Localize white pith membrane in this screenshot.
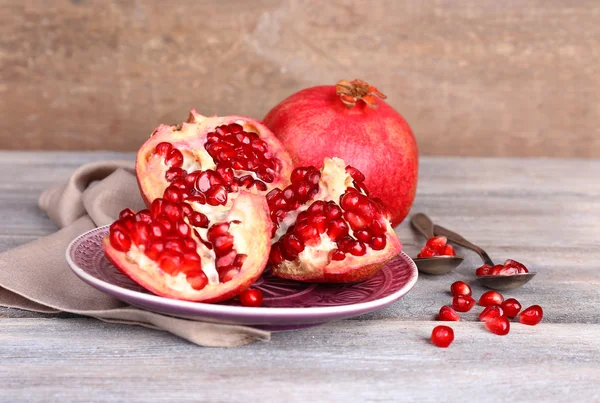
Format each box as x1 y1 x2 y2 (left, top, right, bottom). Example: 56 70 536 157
269 157 400 279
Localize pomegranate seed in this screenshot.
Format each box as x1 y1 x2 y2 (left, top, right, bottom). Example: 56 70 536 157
340 192 360 211
489 265 504 276
330 249 346 261
207 223 230 240
452 295 475 312
187 271 208 290
308 200 326 215
355 199 377 220
345 165 365 182
504 259 528 274
269 244 285 265
500 298 522 317
162 202 183 222
145 241 164 260
165 148 184 168
165 239 185 254
130 222 151 249
163 186 183 203
213 234 234 254
119 208 135 220
479 290 504 306
327 219 349 241
266 188 282 202
206 185 228 206
155 142 173 156
355 230 372 243
180 252 202 273
426 236 447 252
497 266 519 275
149 223 165 239
479 305 503 322
438 306 460 321
157 251 183 275
308 214 327 234
475 264 492 276
283 234 305 254
135 210 152 224
189 212 209 228
431 325 454 348
417 247 438 259
344 211 369 231
295 223 319 246
187 195 207 205
450 281 472 297
291 167 309 182
183 238 197 252
370 235 386 250
240 289 264 307
155 215 173 233
485 316 510 335
175 219 191 238
442 244 456 256
109 229 131 252
150 199 165 219
519 305 543 326
348 241 367 256
216 250 236 269
254 180 267 191
233 254 246 269
165 167 186 182
368 216 388 236
325 203 342 220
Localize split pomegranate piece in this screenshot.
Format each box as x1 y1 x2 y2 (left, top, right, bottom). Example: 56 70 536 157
136 110 293 205
500 298 522 317
478 290 504 307
450 281 472 297
476 259 529 277
267 157 402 283
438 306 461 321
417 236 456 258
452 295 475 312
103 192 273 302
519 305 544 326
485 316 511 336
479 305 503 322
239 288 264 307
431 325 454 348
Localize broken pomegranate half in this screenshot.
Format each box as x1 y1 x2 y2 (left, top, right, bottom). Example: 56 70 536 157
267 157 402 283
103 192 272 302
136 110 293 206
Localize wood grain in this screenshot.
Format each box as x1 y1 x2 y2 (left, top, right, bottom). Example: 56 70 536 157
0 152 599 400
1 1 599 157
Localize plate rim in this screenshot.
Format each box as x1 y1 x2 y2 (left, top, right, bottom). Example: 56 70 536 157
66 225 418 319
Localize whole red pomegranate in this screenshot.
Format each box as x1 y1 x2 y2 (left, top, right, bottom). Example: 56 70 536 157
263 79 418 226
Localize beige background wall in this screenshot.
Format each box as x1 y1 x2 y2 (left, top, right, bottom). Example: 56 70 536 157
1 0 599 157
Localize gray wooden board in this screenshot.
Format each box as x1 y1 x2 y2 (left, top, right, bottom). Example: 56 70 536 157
0 152 599 401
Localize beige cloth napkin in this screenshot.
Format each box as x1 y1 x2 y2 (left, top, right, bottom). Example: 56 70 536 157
0 160 270 347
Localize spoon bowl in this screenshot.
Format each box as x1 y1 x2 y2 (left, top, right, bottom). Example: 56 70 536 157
410 214 464 275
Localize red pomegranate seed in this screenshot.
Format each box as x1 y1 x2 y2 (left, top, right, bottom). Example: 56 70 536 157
155 142 173 157
442 244 455 256
150 199 165 219
295 223 319 246
308 200 326 214
175 219 191 238
206 185 228 206
485 316 510 335
504 259 528 274
157 251 183 275
330 249 346 261
340 192 360 211
187 271 208 290
355 230 372 243
165 239 185 254
135 210 152 224
489 265 504 276
426 236 447 252
254 180 267 191
187 195 207 205
291 167 309 182
500 298 522 317
438 306 460 321
308 215 327 234
155 215 173 233
345 165 366 182
519 305 543 326
163 186 183 203
162 202 183 222
216 251 236 269
149 223 165 239
119 208 135 220
165 167 186 182
145 241 164 260
327 219 349 241
368 216 387 236
450 281 472 297
431 325 454 348
370 235 386 250
452 295 475 312
213 234 234 255
165 148 184 168
344 211 368 231
475 264 492 276
283 234 305 254
417 247 438 259
109 229 131 252
207 223 230 240
348 240 367 256
479 290 504 306
180 252 202 272
479 305 503 322
130 222 151 249
183 238 197 252
189 212 209 228
325 203 342 220
240 289 264 307
269 244 285 265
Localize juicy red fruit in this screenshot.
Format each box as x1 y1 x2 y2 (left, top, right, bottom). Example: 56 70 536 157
431 325 454 348
452 295 475 312
519 305 543 326
438 306 460 321
485 316 510 336
450 281 471 297
417 236 456 259
479 290 504 307
479 305 503 322
500 298 522 317
239 289 264 307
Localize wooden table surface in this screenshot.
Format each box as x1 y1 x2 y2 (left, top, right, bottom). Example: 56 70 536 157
1 152 599 402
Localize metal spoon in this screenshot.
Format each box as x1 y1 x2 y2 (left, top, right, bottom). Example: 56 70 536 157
433 224 537 290
410 213 464 274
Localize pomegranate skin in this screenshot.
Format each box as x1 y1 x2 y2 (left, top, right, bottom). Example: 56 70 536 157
263 84 418 227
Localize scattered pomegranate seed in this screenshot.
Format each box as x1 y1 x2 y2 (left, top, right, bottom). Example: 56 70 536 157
519 305 543 326
485 316 510 335
240 289 264 307
475 264 492 276
452 295 475 312
450 281 472 297
500 298 522 317
479 305 503 322
476 259 529 276
431 325 454 348
479 290 504 306
438 306 460 321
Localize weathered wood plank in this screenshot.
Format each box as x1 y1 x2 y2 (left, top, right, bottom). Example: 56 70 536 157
0 319 598 402
1 1 599 157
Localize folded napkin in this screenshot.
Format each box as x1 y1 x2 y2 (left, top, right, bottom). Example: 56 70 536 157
0 160 270 347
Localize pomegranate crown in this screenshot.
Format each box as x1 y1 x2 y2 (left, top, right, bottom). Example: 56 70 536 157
335 79 387 109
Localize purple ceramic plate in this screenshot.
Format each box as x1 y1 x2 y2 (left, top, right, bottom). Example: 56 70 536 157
66 226 418 329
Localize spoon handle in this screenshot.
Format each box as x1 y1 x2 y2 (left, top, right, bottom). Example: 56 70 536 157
433 224 495 266
411 213 435 239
